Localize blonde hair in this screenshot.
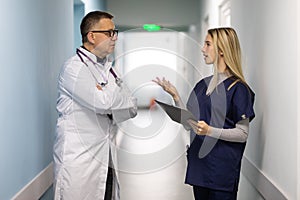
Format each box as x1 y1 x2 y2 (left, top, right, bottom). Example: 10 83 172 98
207 27 246 93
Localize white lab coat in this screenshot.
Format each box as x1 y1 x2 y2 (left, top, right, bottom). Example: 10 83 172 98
53 47 137 200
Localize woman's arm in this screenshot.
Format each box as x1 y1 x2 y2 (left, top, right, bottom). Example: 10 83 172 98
188 119 249 143
152 77 185 108
208 119 249 142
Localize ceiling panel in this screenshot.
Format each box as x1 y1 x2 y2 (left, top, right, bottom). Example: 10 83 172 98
107 0 200 30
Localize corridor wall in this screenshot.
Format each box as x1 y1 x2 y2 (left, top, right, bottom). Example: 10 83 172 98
0 0 73 199
233 0 299 199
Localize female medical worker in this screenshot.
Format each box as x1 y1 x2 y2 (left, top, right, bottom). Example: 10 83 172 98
54 11 137 200
154 27 255 200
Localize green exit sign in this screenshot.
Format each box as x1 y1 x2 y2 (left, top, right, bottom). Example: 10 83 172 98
143 24 161 31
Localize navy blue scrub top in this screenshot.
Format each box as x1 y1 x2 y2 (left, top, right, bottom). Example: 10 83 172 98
185 75 255 192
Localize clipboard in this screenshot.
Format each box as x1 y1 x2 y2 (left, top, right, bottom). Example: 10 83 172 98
155 99 197 127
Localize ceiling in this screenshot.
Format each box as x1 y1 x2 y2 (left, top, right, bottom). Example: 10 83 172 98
107 0 200 31
74 0 200 31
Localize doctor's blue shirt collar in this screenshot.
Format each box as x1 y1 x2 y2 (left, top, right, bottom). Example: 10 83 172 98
79 46 110 68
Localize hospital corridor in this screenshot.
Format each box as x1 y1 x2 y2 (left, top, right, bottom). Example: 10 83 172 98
1 0 300 200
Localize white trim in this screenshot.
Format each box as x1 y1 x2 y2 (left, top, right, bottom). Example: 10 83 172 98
218 0 231 26
241 157 288 200
11 162 54 200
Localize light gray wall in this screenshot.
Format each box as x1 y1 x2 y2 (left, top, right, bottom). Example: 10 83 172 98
0 0 73 199
198 0 299 199
233 0 299 199
74 4 85 51
82 0 107 14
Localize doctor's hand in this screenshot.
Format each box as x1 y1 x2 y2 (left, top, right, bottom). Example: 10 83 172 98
187 119 211 135
152 77 180 102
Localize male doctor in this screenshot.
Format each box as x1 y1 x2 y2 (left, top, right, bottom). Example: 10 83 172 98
54 11 137 200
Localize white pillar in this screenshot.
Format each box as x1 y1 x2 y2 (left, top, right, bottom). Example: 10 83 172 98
81 0 107 14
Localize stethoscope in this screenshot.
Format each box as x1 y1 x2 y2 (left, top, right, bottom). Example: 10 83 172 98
76 48 122 87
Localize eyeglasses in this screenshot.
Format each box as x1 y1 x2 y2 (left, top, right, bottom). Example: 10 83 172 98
89 29 119 37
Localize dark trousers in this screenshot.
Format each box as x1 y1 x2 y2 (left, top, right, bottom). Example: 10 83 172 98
193 185 237 200
104 167 113 200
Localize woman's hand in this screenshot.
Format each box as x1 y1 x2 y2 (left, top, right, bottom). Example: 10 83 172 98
187 119 210 135
152 77 180 102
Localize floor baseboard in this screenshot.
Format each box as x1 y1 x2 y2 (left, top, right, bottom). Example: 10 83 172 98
11 162 54 200
242 157 288 200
